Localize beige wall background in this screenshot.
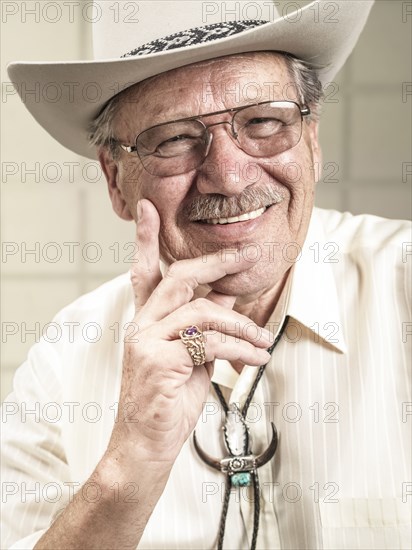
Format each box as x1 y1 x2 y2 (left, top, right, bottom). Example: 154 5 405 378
1 1 412 400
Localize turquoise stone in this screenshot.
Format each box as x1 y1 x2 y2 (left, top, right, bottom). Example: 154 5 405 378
231 472 252 487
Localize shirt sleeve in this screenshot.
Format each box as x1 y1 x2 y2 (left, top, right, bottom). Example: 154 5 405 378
1 339 71 549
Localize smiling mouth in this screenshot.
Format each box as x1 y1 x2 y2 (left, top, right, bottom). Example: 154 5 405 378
201 206 267 225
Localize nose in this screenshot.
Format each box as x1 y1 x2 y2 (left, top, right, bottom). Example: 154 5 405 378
195 124 257 197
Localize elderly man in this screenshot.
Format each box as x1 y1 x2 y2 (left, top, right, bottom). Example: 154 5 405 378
2 1 411 549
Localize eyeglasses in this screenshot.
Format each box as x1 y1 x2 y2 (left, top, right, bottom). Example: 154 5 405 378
117 100 310 177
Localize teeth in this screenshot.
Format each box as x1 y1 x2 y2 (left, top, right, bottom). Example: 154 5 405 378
205 207 266 225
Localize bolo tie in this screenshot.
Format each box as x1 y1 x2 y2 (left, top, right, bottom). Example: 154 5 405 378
193 316 289 550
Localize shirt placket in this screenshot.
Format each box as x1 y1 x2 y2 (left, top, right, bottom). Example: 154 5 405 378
227 366 281 549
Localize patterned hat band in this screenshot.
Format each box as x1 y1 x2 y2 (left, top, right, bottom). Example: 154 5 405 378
121 20 268 58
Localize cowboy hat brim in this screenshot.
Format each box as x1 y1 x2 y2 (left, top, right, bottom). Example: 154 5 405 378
7 0 373 160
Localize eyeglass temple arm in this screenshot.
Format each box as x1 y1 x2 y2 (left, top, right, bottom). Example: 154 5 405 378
119 144 137 153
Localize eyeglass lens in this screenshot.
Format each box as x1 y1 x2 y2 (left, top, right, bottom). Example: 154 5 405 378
136 101 303 176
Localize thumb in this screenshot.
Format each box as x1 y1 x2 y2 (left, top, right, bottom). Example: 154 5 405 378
130 199 162 313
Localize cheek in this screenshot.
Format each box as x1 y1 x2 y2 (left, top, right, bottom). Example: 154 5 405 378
144 181 186 222
119 161 189 223
262 139 317 238
143 177 194 257
144 170 198 215
265 144 316 200
117 160 145 215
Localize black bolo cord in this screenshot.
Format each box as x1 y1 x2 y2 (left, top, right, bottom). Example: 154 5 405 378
212 316 289 550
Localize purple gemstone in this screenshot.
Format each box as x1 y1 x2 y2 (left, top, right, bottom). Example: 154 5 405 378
185 326 198 336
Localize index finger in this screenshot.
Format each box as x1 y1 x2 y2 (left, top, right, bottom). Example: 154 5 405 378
138 249 255 324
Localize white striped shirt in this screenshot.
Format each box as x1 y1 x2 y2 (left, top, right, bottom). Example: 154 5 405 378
1 208 411 549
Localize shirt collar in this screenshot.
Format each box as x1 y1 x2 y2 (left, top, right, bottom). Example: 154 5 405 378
212 207 347 390
286 207 347 354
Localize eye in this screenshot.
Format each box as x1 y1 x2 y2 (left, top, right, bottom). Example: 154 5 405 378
247 117 280 125
137 120 206 158
242 117 284 138
164 134 190 143
155 134 202 157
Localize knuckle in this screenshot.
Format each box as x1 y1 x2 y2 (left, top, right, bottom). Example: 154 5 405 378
164 265 176 280
130 267 140 286
164 262 196 301
164 261 181 279
189 297 210 314
130 267 149 291
178 280 195 302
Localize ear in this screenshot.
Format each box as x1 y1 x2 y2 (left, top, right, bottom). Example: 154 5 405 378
307 121 322 184
98 148 134 221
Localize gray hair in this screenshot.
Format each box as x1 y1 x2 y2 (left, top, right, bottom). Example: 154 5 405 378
88 53 324 159
282 53 324 119
89 93 123 159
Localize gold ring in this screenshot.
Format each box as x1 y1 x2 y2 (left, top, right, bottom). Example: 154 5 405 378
179 325 206 367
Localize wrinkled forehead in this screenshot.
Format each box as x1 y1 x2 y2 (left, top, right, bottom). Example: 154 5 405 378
114 51 296 122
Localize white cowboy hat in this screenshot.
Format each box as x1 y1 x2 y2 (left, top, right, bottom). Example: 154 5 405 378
7 0 374 160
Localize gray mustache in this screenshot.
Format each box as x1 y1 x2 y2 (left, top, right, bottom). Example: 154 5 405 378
185 186 284 221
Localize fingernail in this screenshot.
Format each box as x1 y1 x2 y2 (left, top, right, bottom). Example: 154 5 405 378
258 349 272 363
136 200 143 220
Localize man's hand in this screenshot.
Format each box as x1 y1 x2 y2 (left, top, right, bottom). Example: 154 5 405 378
108 199 274 464
34 199 274 550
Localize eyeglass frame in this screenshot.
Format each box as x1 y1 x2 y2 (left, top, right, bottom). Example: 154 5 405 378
116 100 311 172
